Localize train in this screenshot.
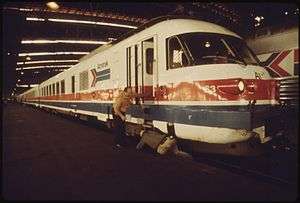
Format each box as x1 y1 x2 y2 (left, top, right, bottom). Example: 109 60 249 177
247 25 299 148
17 16 291 156
246 25 298 77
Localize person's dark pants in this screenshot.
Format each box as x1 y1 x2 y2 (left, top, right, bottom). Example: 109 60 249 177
112 112 126 146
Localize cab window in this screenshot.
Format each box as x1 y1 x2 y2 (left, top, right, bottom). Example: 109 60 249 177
166 36 189 69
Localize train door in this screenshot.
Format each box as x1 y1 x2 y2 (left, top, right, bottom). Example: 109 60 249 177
126 44 143 104
141 37 156 103
126 36 157 104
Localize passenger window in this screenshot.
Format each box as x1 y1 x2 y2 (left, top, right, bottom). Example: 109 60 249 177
61 80 65 94
52 84 55 95
79 71 89 90
56 82 60 95
71 76 75 93
167 37 189 69
146 48 154 74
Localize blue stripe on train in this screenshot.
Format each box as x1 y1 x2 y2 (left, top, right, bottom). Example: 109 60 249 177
32 101 277 130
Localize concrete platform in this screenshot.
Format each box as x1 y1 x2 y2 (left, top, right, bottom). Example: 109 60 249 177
2 103 298 201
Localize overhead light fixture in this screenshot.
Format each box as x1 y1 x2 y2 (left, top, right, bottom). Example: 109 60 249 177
25 16 137 29
16 84 38 87
254 16 265 22
17 59 78 65
18 52 89 56
46 2 59 10
26 56 31 60
19 8 33 11
285 11 288 15
21 72 24 75
16 65 73 70
26 17 45 21
48 18 138 29
53 69 66 72
21 39 107 44
204 41 211 48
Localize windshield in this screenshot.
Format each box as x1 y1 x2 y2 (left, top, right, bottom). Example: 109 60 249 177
177 32 259 66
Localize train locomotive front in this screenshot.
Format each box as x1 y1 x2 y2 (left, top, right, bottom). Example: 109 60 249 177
134 23 282 156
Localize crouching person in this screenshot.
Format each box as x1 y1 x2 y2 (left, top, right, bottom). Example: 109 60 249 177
136 130 193 159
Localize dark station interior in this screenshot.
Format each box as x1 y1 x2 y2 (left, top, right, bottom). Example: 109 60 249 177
2 2 299 201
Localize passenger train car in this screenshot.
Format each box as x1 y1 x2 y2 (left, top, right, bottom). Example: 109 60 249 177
18 16 285 156
247 26 298 77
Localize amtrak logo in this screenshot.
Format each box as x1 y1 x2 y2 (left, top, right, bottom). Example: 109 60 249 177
91 68 111 87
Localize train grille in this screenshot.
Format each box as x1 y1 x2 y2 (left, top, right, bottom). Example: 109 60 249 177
276 76 299 105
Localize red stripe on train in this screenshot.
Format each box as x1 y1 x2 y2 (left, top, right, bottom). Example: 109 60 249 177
26 79 278 102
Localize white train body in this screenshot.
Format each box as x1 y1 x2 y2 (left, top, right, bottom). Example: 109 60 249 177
19 17 282 155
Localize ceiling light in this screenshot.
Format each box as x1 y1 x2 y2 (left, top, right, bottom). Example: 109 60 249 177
254 22 261 27
19 8 33 11
21 39 107 44
48 18 137 29
16 84 37 87
17 60 78 65
21 72 24 75
26 17 45 21
46 2 59 10
205 41 211 48
19 52 89 56
285 11 288 15
254 16 261 22
16 65 73 70
26 56 31 60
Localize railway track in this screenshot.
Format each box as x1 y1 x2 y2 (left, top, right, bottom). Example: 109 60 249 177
192 149 297 187
25 103 298 187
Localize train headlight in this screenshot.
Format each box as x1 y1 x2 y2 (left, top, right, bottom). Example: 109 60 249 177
237 80 245 92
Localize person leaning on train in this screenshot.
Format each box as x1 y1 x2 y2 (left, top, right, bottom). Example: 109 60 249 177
112 87 143 149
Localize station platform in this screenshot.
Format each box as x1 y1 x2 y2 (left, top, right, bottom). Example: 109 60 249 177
2 103 297 201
